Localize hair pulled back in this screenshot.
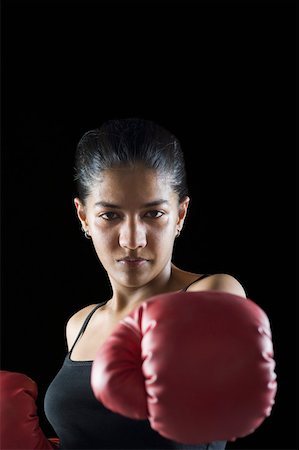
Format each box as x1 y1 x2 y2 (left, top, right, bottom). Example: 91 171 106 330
74 118 188 204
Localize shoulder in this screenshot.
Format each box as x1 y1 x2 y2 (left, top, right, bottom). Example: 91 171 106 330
187 273 247 298
66 303 99 351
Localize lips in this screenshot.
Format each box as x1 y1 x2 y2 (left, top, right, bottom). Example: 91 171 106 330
117 257 149 266
117 256 149 261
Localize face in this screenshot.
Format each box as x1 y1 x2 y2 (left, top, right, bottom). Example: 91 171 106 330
74 165 189 289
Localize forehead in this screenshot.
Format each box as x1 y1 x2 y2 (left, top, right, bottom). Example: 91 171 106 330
87 166 176 206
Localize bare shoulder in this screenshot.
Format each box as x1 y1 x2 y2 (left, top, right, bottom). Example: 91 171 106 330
66 303 99 351
188 273 247 298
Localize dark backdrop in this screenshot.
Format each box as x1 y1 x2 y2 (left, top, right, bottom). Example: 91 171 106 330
1 1 297 449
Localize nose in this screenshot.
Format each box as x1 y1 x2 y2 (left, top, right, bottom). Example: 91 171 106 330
119 217 147 250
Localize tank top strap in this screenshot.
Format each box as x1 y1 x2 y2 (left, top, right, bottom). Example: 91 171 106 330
69 301 107 356
182 274 212 292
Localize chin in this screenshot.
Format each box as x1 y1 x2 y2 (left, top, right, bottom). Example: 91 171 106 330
116 272 152 289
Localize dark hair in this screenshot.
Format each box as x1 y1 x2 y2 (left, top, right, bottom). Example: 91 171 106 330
74 118 188 204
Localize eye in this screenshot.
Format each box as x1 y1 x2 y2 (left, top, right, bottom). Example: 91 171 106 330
144 210 165 219
99 212 119 221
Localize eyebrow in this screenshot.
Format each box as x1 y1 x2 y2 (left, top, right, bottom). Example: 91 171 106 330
93 199 169 209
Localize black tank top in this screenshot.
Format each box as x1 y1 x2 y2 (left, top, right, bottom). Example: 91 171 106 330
44 275 227 449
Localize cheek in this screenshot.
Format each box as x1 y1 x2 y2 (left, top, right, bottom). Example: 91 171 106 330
149 220 177 246
91 229 119 262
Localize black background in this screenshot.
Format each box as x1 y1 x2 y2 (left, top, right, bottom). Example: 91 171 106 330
1 1 298 449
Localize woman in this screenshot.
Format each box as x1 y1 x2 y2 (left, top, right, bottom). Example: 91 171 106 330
44 118 247 449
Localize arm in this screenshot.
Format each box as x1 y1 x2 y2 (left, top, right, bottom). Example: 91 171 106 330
0 371 59 449
91 290 276 445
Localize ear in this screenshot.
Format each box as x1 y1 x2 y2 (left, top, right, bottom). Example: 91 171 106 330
74 197 88 229
177 196 190 231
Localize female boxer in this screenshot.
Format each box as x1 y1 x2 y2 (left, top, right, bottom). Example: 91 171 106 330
44 118 247 450
1 118 276 450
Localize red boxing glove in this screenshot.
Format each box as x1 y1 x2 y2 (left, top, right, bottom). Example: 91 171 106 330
0 371 59 449
91 291 277 444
